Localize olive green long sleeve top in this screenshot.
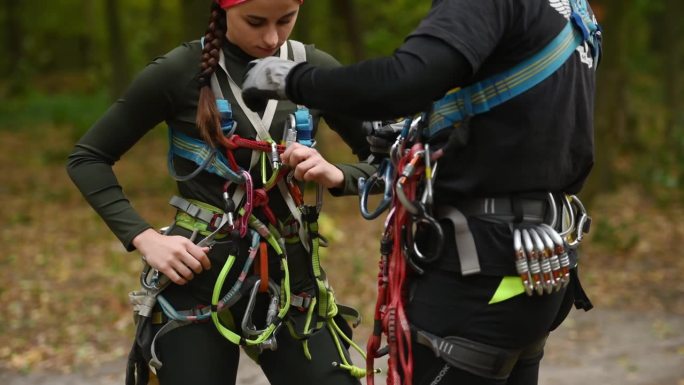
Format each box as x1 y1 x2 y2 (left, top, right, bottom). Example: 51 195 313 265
67 40 375 253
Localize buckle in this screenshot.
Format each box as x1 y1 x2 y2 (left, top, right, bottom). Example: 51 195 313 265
207 213 223 232
292 292 312 312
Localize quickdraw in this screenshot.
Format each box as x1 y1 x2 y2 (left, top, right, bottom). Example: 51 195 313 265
360 115 445 385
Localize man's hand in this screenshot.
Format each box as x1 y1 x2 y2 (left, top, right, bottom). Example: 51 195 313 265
364 120 404 158
242 57 299 111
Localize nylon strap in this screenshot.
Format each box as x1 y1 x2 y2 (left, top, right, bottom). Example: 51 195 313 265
427 20 586 137
436 205 481 275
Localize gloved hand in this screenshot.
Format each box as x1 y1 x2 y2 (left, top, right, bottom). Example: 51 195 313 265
242 57 299 111
364 120 404 157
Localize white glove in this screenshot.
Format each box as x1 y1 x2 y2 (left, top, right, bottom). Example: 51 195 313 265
242 57 299 111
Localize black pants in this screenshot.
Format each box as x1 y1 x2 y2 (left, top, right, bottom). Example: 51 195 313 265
407 269 574 385
150 224 360 385
153 282 361 385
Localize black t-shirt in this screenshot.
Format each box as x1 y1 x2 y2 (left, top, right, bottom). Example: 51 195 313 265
408 0 597 201
287 0 599 276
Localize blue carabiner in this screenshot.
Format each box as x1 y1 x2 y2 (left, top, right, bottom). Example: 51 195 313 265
358 158 394 220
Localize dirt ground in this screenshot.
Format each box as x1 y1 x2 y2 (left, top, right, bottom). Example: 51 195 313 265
2 308 682 385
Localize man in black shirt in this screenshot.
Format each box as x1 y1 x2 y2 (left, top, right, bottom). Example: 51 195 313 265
242 0 601 384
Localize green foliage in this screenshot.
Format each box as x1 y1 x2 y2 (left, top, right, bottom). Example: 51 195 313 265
0 90 109 136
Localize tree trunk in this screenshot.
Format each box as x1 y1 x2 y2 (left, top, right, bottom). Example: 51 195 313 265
180 0 209 43
4 0 24 95
331 0 364 61
105 0 130 100
663 0 682 141
582 0 627 202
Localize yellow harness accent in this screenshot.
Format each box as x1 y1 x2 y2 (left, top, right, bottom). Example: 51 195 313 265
488 276 525 304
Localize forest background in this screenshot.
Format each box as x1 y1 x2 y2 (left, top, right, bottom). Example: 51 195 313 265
0 0 682 380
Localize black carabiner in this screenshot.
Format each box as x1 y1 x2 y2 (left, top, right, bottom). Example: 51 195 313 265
358 158 394 220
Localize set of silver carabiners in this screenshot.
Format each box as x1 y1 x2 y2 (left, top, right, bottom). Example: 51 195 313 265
512 194 591 296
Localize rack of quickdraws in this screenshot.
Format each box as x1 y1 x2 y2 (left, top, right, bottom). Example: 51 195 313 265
512 193 591 296
356 115 592 385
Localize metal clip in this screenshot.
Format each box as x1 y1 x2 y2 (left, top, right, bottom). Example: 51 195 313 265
529 228 554 294
537 226 563 290
283 115 298 147
395 149 425 215
358 158 394 220
408 202 444 265
522 229 544 295
513 228 534 296
241 278 280 337
270 142 280 170
540 223 572 286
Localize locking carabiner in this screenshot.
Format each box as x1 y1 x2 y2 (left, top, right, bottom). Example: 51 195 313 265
395 149 425 215
358 158 394 220
408 202 444 265
241 278 281 338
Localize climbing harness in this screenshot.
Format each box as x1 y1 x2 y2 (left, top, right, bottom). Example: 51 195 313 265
126 39 368 385
358 1 600 383
426 0 601 138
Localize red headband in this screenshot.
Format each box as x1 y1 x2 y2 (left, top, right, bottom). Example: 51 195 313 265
216 0 303 8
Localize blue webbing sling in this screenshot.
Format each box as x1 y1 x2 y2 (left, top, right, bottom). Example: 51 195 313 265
426 0 601 138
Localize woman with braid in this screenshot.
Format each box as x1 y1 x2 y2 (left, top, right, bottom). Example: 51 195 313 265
67 1 374 384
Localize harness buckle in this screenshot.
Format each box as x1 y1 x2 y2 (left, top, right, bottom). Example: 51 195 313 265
207 213 224 232
292 291 312 312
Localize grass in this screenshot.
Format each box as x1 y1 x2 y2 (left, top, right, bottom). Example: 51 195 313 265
0 95 682 374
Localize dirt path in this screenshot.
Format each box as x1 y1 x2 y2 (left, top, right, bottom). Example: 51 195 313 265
2 309 682 385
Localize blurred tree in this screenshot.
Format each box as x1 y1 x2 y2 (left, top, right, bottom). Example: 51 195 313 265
105 0 131 99
180 0 209 43
3 0 25 95
332 0 364 61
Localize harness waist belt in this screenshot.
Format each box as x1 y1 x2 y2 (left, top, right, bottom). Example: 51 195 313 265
414 328 547 380
455 197 550 223
436 195 553 276
170 196 223 224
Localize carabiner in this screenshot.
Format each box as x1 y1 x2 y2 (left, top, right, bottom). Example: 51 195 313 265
409 203 444 265
529 228 554 294
540 223 571 286
558 194 576 238
241 278 281 337
513 228 534 296
395 149 425 215
522 229 544 295
546 192 558 229
567 195 591 248
537 226 563 290
358 158 394 220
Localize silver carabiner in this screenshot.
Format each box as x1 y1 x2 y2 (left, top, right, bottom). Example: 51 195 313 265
567 195 590 248
241 278 281 337
558 195 576 238
395 150 425 215
513 228 534 296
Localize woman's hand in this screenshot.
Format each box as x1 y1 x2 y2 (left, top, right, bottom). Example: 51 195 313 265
281 143 344 188
133 228 211 285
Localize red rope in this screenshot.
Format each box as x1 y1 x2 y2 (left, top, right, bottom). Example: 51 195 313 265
367 144 427 385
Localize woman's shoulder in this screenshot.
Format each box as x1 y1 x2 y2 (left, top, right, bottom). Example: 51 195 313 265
294 41 342 68
157 40 203 69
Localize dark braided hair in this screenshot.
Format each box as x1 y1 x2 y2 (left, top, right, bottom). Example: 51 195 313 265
196 2 227 148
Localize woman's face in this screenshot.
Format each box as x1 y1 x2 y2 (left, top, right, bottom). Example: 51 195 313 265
225 0 300 58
